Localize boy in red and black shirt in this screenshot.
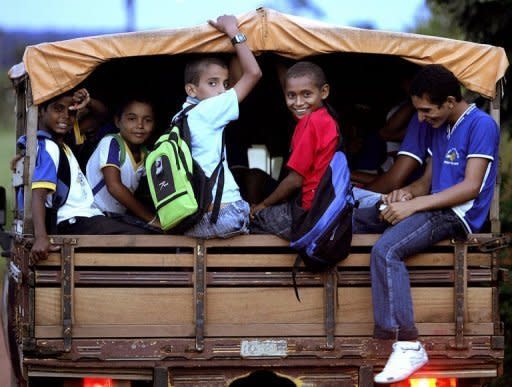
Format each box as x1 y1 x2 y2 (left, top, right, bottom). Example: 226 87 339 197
250 61 339 239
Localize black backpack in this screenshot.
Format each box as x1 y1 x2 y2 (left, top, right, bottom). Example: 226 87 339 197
290 142 354 301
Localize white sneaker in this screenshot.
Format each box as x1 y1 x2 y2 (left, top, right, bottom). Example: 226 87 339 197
374 341 428 384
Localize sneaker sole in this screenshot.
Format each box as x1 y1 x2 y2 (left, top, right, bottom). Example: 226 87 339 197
374 358 428 384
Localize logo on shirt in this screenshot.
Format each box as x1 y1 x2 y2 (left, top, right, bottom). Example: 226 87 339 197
444 148 460 166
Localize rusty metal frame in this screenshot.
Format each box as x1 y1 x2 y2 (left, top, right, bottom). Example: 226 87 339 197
60 237 77 352
194 239 206 352
453 241 468 349
324 268 337 349
489 81 502 234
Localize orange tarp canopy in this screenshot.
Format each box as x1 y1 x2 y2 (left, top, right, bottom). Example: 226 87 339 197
19 7 509 105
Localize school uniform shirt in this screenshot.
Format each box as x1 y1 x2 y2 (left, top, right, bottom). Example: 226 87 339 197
397 113 434 165
31 134 102 224
287 107 339 210
86 135 146 214
427 104 499 233
182 88 242 204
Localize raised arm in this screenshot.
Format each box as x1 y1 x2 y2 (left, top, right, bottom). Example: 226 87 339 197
208 15 262 102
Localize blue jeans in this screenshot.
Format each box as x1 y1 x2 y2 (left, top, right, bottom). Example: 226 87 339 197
353 206 466 340
184 199 250 239
249 201 293 240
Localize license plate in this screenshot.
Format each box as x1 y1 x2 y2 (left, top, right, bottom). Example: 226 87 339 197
240 339 288 358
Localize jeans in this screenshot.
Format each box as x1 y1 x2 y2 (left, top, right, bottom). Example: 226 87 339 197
184 199 250 239
353 206 466 340
249 201 293 241
353 187 381 208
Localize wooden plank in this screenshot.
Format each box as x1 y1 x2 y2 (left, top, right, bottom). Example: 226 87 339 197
45 235 198 248
34 233 494 252
34 322 495 338
35 287 492 326
35 288 194 325
204 253 490 267
41 253 195 267
38 252 491 268
36 324 194 338
334 288 492 323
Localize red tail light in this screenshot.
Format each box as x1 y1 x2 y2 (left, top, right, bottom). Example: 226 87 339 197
391 378 457 387
83 378 114 387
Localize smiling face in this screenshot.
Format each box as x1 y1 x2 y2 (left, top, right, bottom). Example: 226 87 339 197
115 101 155 146
284 75 329 120
412 94 455 128
39 95 77 139
185 63 229 101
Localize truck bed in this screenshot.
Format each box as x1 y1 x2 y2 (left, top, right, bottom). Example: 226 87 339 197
9 233 503 385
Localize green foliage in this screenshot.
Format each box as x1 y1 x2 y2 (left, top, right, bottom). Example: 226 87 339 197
427 0 512 131
0 68 16 130
410 2 463 38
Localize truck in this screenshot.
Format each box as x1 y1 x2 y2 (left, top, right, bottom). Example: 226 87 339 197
2 7 509 387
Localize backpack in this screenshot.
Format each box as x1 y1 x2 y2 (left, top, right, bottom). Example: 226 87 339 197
145 105 225 232
27 131 72 233
290 142 354 301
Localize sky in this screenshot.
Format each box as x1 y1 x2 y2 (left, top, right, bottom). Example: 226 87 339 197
0 0 429 33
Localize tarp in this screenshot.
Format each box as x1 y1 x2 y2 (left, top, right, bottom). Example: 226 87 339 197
17 7 509 105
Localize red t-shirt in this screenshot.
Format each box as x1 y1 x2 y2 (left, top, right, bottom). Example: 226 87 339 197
287 107 339 210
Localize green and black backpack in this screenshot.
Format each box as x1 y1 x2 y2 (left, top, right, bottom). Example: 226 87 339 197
145 105 225 232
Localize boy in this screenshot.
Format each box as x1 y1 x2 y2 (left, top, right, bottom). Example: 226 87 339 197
86 97 160 229
30 89 152 264
177 14 261 239
353 64 500 383
250 61 339 240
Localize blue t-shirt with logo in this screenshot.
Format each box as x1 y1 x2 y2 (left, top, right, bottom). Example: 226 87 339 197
427 105 499 233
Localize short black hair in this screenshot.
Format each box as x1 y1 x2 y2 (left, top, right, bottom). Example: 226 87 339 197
38 89 75 111
184 57 228 86
410 64 462 106
285 61 327 89
114 96 155 119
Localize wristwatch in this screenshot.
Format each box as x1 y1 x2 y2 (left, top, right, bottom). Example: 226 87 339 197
231 32 247 46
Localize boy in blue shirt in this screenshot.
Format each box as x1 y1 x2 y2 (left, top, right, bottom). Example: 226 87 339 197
353 64 500 383
176 14 261 239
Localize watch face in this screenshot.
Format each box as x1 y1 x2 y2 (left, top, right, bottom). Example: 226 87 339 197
233 33 247 44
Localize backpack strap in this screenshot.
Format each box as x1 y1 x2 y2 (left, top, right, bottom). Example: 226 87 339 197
109 133 126 166
54 144 71 209
37 132 71 209
179 104 225 224
292 255 303 302
207 130 225 224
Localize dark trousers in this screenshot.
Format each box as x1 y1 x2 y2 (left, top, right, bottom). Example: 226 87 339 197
57 215 153 235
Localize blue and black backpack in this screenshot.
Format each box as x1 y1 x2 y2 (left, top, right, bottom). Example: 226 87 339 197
290 140 354 300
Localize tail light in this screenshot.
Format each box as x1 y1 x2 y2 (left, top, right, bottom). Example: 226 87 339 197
391 378 457 387
83 378 114 387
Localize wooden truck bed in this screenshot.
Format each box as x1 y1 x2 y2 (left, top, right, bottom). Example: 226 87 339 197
9 233 503 385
